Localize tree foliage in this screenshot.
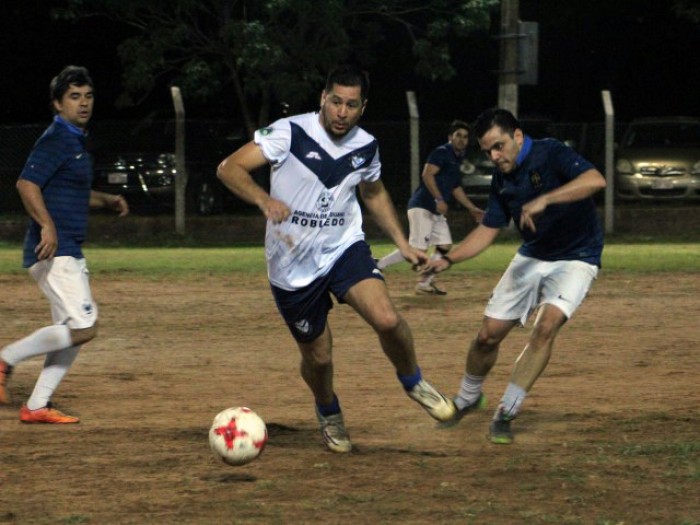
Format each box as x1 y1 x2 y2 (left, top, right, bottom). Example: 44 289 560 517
54 0 496 137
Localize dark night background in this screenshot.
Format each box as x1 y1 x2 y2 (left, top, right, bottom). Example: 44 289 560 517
1 0 699 125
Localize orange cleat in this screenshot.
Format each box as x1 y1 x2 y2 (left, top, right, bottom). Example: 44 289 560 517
20 403 80 424
0 360 12 405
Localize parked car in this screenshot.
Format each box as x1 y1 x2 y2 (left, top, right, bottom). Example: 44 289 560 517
615 116 700 201
90 119 269 215
92 151 240 215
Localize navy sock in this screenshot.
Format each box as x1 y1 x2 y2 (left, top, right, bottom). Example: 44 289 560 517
316 394 341 417
397 367 422 391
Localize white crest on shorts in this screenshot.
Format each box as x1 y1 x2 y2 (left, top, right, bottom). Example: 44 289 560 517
294 319 311 334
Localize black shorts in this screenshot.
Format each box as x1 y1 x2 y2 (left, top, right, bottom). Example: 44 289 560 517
270 240 384 343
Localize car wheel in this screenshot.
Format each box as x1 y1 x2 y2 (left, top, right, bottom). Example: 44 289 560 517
193 179 223 215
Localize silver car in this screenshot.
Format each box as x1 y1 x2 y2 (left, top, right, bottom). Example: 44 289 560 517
615 117 700 200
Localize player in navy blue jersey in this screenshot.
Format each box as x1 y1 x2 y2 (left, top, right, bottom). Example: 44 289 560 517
424 108 606 444
0 66 129 423
377 120 483 295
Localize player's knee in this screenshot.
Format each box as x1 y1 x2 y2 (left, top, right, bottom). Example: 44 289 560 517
474 329 501 351
70 322 98 346
372 308 402 333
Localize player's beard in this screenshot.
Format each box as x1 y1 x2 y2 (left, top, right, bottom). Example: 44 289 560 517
320 106 358 138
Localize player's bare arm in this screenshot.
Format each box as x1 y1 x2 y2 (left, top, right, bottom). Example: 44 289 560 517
90 191 129 216
217 141 290 224
359 179 427 267
452 186 485 223
520 169 606 232
16 179 57 260
423 223 499 274
421 163 448 215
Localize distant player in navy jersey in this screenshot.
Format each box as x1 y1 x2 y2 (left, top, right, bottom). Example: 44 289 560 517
377 120 484 295
0 66 129 423
424 108 606 444
217 64 456 453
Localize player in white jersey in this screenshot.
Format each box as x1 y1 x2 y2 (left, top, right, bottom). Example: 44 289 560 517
217 64 455 453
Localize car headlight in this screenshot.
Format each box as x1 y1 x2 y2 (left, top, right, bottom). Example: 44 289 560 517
692 161 700 175
460 160 476 175
615 159 634 174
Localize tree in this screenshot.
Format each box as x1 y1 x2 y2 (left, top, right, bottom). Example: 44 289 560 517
55 0 496 137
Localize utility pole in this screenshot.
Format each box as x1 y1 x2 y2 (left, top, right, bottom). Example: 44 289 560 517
498 0 520 115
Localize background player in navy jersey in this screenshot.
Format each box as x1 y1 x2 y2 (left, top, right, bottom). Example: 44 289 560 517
424 108 606 444
0 66 129 423
217 64 455 453
377 120 483 295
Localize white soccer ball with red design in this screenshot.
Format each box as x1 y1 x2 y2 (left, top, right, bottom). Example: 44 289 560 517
209 407 268 466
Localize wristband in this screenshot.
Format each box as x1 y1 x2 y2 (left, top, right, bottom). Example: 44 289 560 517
442 254 453 267
434 195 444 202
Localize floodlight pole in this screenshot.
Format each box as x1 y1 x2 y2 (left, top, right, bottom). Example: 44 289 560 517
170 86 187 235
601 90 615 234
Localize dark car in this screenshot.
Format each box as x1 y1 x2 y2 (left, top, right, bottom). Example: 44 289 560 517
615 116 700 201
89 118 268 215
92 151 241 215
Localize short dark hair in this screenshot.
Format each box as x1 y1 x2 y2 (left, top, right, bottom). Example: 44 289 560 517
449 120 469 135
325 64 370 101
473 108 521 139
50 65 93 106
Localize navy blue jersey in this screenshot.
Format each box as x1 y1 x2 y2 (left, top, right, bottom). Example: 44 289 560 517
481 136 604 267
408 143 464 213
19 116 93 267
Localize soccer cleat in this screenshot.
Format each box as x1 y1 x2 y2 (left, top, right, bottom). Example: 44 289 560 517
437 394 488 429
407 380 456 422
0 360 12 405
315 409 352 453
489 407 514 445
415 282 447 295
20 402 80 424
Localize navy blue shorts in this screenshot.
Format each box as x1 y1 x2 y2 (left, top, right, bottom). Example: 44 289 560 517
270 240 384 343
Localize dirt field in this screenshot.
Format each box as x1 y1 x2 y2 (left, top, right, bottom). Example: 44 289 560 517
0 268 698 525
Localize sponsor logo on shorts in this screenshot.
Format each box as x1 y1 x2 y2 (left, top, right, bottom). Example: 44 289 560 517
82 301 94 316
294 319 311 335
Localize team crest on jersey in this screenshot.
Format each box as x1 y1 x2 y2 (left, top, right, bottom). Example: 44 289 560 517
351 154 366 169
259 127 273 136
529 170 543 189
315 189 334 212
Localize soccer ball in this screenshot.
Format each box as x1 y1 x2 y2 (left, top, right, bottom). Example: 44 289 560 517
209 407 268 466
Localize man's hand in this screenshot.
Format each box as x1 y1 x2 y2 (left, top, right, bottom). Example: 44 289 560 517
422 256 451 275
260 197 291 224
519 196 547 232
35 223 58 260
108 194 129 217
400 246 428 270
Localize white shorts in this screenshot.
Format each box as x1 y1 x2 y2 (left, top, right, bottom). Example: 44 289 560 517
407 208 453 250
485 253 598 326
29 256 98 329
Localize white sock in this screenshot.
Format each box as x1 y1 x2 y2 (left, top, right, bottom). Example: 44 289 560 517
377 249 406 270
455 374 485 409
497 382 527 419
27 345 81 410
0 325 73 366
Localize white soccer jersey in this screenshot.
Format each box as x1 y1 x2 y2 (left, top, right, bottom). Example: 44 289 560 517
254 112 381 290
